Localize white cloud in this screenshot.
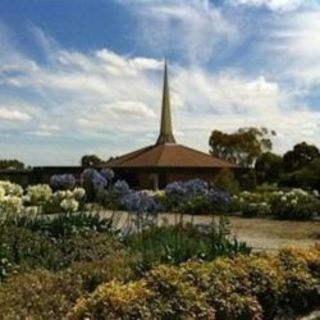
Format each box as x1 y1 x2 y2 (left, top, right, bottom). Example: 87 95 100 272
118 0 238 63
0 20 319 164
174 68 290 116
228 0 310 11
268 10 320 87
0 107 31 121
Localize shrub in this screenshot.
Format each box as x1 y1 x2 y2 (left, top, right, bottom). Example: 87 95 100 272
0 243 11 281
214 168 240 194
270 189 320 220
124 220 250 272
0 269 84 320
57 232 127 267
64 253 138 292
164 179 232 215
0 225 63 273
69 247 320 320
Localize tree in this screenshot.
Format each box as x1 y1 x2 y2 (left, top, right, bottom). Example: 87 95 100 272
255 152 282 184
0 159 25 170
280 158 320 191
282 142 320 173
209 127 276 167
81 155 105 167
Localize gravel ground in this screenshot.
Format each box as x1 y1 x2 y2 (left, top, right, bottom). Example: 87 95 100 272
102 211 320 251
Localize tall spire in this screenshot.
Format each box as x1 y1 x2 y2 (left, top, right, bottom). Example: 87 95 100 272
156 60 176 145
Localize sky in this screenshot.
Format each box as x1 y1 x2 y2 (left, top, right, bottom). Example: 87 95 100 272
0 0 320 165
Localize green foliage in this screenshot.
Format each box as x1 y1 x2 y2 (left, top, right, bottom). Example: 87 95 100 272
0 243 11 281
237 169 257 191
233 188 320 220
270 189 320 220
0 225 63 274
280 158 320 191
125 219 251 272
57 232 126 267
14 212 113 238
283 142 320 173
255 152 283 184
0 159 25 169
0 269 84 320
81 154 106 167
64 254 138 292
179 194 212 215
69 247 320 320
214 168 240 194
209 127 275 167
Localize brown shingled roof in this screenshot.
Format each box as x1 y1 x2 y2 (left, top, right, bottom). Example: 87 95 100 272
106 144 237 168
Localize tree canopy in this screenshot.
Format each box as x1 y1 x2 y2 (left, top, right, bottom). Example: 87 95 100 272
0 159 25 170
282 142 320 173
209 127 276 167
81 155 106 167
255 152 282 184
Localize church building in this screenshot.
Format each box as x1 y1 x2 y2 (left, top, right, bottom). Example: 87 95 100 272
106 63 236 189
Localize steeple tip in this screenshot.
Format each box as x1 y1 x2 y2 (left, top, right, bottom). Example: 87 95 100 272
156 60 176 145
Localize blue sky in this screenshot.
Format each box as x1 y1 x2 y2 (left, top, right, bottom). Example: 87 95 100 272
0 0 320 165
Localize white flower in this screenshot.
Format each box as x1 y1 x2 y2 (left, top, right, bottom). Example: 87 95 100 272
0 181 23 196
27 184 52 205
291 199 298 206
0 195 23 215
312 190 319 197
60 198 79 213
25 206 39 215
0 187 5 200
72 187 86 200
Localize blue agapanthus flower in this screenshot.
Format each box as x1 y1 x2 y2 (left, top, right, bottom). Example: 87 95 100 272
81 168 107 191
100 168 115 182
165 181 187 196
122 191 159 214
208 187 232 205
184 179 209 195
113 180 131 197
50 174 76 190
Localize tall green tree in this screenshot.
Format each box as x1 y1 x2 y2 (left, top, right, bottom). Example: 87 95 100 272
0 159 25 170
282 142 320 173
255 152 282 184
81 155 105 167
209 127 276 167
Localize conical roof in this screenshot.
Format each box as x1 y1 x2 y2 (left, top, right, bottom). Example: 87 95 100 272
156 61 176 145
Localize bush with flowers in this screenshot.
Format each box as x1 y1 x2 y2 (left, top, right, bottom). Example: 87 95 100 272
232 188 320 220
0 180 87 217
270 189 320 220
163 179 232 215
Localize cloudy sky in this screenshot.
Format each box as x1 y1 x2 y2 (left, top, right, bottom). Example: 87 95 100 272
0 0 319 165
